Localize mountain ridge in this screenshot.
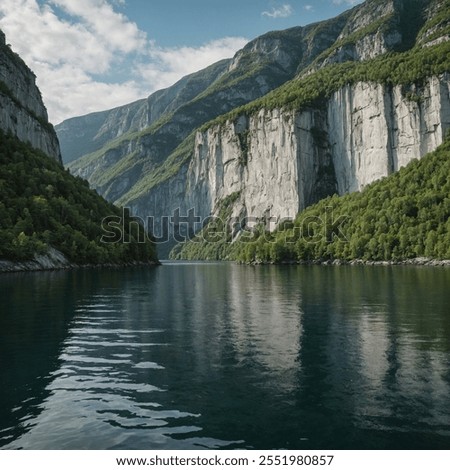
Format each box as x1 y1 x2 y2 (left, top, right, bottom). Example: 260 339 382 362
58 0 398 171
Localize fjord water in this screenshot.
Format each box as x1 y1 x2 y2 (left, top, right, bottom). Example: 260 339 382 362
1 263 449 450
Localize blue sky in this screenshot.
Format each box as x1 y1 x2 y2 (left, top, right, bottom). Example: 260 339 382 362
121 0 361 48
0 0 363 124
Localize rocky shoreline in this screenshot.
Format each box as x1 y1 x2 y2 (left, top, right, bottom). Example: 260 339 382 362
247 257 450 267
325 258 450 267
2 252 448 273
0 247 160 274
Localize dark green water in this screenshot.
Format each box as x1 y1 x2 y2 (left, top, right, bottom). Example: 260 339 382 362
0 263 449 450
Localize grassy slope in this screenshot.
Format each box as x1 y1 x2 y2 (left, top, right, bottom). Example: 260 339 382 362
204 40 450 130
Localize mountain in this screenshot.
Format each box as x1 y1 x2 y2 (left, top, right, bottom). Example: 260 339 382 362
56 59 230 165
0 30 158 271
57 0 450 258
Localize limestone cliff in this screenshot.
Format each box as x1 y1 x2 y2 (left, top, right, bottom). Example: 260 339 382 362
0 30 61 162
181 75 450 228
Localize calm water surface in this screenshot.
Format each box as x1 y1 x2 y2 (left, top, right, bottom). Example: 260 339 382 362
0 263 449 449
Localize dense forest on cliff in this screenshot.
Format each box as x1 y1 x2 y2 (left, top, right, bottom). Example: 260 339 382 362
0 130 157 264
171 134 450 263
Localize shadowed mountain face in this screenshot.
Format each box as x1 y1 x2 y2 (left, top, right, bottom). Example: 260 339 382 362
56 0 449 258
56 59 231 165
0 29 61 163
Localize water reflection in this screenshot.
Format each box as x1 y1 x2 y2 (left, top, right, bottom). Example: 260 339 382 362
0 264 449 449
295 266 450 449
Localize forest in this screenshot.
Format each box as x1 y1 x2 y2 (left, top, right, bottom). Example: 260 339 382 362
0 130 157 264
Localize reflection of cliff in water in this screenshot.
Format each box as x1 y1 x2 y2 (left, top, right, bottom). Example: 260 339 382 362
153 263 304 447
296 266 450 449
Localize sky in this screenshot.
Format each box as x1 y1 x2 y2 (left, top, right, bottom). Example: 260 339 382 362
0 0 363 124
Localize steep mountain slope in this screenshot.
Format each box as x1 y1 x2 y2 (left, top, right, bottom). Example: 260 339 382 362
0 30 60 162
60 0 450 258
0 30 157 270
62 20 339 199
55 98 148 165
56 59 230 164
0 130 157 269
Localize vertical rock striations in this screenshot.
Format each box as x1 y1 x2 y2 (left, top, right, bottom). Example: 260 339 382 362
124 73 450 246
201 74 449 213
328 76 450 194
0 30 61 163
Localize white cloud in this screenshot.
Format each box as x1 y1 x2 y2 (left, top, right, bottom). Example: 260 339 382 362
304 5 313 11
332 0 363 5
0 0 247 124
36 65 145 126
137 37 248 92
262 4 293 19
49 0 146 53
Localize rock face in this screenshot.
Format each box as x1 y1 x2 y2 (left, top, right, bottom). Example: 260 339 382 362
178 74 450 230
0 30 61 162
328 77 450 194
0 247 70 273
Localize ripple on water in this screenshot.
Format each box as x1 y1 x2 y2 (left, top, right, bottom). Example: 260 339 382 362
0 295 219 450
134 362 165 370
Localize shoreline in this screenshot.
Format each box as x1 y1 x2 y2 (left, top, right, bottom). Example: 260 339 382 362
0 260 161 274
0 247 160 274
245 257 450 267
2 254 449 273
